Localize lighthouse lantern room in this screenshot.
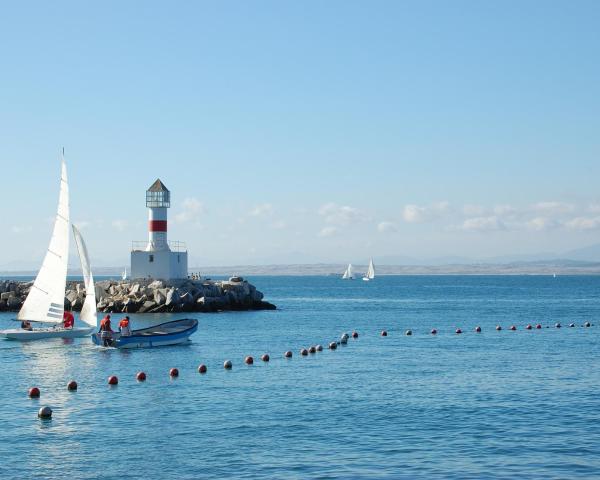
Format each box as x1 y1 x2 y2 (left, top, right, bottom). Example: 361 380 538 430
130 179 188 280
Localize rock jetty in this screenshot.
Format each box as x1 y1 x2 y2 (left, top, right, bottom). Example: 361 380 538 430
0 277 276 314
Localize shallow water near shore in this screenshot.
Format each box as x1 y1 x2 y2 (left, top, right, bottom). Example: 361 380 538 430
1 275 600 479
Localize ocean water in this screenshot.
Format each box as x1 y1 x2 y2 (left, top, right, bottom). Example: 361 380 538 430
1 275 599 479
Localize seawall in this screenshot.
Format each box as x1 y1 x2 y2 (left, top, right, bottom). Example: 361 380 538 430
0 277 276 314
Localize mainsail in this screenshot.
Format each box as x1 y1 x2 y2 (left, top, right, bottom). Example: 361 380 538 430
342 263 354 279
72 224 97 328
366 258 375 280
17 160 69 323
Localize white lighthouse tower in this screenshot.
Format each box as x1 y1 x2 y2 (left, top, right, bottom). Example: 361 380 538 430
130 179 188 280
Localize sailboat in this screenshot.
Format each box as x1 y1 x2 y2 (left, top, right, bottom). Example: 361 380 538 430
0 158 95 340
362 258 375 282
342 263 354 280
122 267 128 281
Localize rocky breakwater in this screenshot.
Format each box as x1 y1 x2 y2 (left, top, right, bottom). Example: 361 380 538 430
0 277 276 314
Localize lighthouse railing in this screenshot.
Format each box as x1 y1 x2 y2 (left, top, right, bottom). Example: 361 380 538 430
131 240 187 252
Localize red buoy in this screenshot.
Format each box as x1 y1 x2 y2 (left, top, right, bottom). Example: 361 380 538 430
136 371 147 381
510 325 516 331
455 328 462 334
535 324 542 329
352 331 358 339
496 325 502 331
526 324 532 330
284 351 293 358
381 330 388 337
28 387 40 398
431 329 437 335
108 375 118 385
67 380 78 391
245 356 254 365
198 364 207 374
475 326 482 333
169 368 179 377
261 354 270 362
300 348 308 356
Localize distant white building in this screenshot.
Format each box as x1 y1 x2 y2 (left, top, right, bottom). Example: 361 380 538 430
130 179 188 280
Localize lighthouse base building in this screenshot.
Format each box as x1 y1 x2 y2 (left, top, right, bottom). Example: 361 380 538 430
130 179 188 280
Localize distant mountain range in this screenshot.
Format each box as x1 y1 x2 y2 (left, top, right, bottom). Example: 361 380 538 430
2 244 600 276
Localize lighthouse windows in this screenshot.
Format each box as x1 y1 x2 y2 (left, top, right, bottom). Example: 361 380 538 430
149 254 154 263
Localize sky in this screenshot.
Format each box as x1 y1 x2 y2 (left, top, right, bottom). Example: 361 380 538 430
1 1 599 268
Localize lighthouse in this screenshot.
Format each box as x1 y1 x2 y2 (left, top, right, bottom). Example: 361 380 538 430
130 179 188 280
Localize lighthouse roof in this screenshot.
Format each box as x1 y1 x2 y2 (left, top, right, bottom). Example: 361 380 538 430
148 179 169 192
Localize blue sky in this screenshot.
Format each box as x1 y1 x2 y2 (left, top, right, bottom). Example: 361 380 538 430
1 1 599 268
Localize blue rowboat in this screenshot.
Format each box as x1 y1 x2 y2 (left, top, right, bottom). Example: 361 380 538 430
91 318 198 349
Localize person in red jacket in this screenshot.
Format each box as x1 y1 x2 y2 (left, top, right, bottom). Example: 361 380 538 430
63 309 75 329
99 314 113 346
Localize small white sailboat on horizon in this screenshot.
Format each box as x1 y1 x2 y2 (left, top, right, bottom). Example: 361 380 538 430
342 263 354 280
122 267 128 281
0 157 96 340
362 258 375 282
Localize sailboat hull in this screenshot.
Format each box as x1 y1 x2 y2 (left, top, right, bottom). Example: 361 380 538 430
0 326 95 341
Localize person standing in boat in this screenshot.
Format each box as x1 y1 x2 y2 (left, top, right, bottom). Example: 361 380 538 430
63 309 75 329
119 316 132 336
99 314 113 346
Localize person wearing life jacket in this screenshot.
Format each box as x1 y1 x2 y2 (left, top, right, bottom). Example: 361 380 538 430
99 314 113 346
63 309 75 329
119 316 132 336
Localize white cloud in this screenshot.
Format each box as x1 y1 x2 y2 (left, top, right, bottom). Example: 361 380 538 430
531 201 574 214
175 197 206 223
249 203 273 217
493 204 516 216
462 204 487 216
111 219 129 231
318 203 365 225
403 201 449 223
526 217 558 231
460 216 505 232
11 225 32 234
377 221 398 233
588 204 600 213
565 216 600 231
318 226 338 237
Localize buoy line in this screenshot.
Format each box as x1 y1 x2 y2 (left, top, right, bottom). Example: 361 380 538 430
25 323 597 419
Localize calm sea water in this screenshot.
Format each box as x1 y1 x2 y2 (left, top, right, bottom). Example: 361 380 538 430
1 275 599 479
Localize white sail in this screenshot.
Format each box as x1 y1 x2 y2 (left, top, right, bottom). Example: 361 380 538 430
72 224 97 328
17 160 69 324
366 258 375 279
342 263 354 279
122 268 127 281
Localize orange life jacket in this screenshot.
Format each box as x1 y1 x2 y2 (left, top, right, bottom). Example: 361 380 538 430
100 317 111 331
119 319 129 328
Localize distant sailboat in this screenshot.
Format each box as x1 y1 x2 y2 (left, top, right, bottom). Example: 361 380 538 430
0 156 94 340
122 267 128 281
342 263 354 280
362 258 375 281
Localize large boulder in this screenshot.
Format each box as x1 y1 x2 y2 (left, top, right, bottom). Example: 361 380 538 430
7 296 21 309
138 301 157 313
148 280 164 290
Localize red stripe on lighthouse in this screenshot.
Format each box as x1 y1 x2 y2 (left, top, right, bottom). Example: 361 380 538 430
149 220 167 232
